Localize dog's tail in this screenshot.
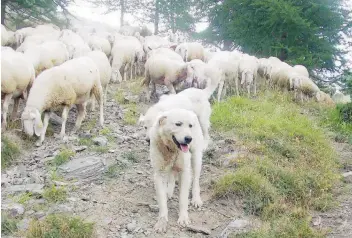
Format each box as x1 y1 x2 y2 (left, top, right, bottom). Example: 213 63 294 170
203 66 221 99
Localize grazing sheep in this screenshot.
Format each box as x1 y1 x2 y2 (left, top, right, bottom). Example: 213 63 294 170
14 27 35 47
85 51 112 109
16 32 61 53
143 35 171 54
1 48 35 129
87 34 111 57
21 57 104 146
175 42 205 62
293 65 309 77
111 35 143 82
58 29 91 59
257 58 271 85
142 54 188 101
146 47 183 62
23 41 69 77
316 91 335 106
238 55 259 96
300 76 320 100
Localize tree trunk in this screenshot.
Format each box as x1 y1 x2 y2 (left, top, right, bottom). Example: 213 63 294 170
120 0 125 26
1 0 7 25
154 0 160 35
223 40 232 51
279 32 288 61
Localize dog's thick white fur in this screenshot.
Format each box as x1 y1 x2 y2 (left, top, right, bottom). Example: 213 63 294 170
149 108 204 232
139 87 212 149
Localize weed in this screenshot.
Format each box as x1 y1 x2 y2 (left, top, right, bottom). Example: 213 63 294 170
115 89 126 104
17 192 33 204
82 118 97 131
99 127 111 136
43 185 67 203
26 214 95 238
105 164 122 178
92 146 110 153
52 149 75 167
123 104 138 125
1 214 18 235
49 171 64 182
78 138 93 146
1 134 21 168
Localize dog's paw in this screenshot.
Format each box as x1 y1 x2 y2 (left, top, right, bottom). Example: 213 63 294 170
154 217 168 233
177 213 190 227
191 197 203 208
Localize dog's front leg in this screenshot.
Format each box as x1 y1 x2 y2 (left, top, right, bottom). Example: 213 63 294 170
153 172 168 233
191 149 203 208
177 153 191 226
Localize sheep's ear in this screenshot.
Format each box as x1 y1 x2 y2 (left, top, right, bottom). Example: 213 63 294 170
148 46 152 51
34 110 44 137
158 116 167 126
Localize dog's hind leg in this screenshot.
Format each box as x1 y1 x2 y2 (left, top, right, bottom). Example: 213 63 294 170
191 149 203 208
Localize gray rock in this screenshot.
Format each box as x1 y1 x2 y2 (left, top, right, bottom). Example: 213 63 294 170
6 184 44 194
219 219 249 238
126 220 137 233
92 136 108 146
58 156 106 183
17 218 30 231
342 171 352 183
2 203 25 217
34 211 46 219
148 205 159 212
74 146 87 152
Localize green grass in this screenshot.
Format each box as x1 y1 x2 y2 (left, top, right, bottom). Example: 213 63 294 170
43 185 67 203
26 214 95 238
121 151 139 163
1 214 19 235
211 91 339 236
1 134 21 168
51 149 75 167
16 192 34 204
123 104 138 125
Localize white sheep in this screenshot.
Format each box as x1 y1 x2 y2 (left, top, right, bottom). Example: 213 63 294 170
14 27 35 47
175 42 205 62
1 48 35 129
85 51 112 109
238 55 259 96
16 32 61 53
111 35 143 82
146 47 184 62
58 29 91 59
21 57 104 146
142 54 188 101
23 41 69 77
1 25 15 46
257 58 271 85
143 35 171 54
300 76 320 100
293 65 309 77
87 34 111 57
207 54 240 101
316 91 335 106
332 90 351 104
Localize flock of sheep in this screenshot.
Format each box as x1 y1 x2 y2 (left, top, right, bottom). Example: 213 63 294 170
1 22 348 147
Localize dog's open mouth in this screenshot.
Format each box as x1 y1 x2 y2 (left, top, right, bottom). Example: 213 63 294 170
172 135 189 152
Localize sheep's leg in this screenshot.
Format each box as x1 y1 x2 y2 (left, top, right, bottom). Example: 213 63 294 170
130 61 134 80
217 78 225 102
93 84 104 126
59 106 70 139
253 78 257 96
247 84 251 97
124 63 129 81
11 97 20 120
73 103 87 132
1 93 13 130
104 86 108 105
88 95 96 112
235 76 239 96
36 112 51 146
166 84 176 95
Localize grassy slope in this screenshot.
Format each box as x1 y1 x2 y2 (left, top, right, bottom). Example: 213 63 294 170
211 91 344 237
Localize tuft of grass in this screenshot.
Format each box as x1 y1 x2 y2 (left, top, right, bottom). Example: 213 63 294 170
78 138 93 146
26 214 95 238
16 192 33 204
114 89 126 104
92 146 110 153
43 185 67 203
82 118 97 131
105 164 124 178
211 91 339 235
99 127 111 136
1 134 22 168
1 214 19 235
121 151 139 163
123 104 138 125
52 149 75 167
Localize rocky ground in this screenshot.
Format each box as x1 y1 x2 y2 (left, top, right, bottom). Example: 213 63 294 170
1 80 352 237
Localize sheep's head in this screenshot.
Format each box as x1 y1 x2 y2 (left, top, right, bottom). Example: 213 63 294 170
175 45 187 61
21 107 43 137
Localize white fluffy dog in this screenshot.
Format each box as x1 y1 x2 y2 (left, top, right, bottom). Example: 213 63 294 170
149 108 204 232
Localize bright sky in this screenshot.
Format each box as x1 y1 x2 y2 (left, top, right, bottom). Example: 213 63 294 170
67 0 208 32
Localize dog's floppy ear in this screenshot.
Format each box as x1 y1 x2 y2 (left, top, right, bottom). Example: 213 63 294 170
158 116 167 126
34 110 44 137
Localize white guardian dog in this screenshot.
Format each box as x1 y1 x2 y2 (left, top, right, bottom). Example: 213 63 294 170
149 108 204 232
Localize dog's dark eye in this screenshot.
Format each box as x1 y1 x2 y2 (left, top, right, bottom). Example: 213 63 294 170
144 126 147 129
175 122 182 127
189 124 192 128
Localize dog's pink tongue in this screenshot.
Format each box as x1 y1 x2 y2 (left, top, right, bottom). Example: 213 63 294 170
180 144 189 152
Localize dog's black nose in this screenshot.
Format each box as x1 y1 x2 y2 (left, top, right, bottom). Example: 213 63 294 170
184 136 192 144
146 138 150 145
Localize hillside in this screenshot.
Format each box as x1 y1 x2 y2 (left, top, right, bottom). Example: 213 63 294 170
1 79 352 237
